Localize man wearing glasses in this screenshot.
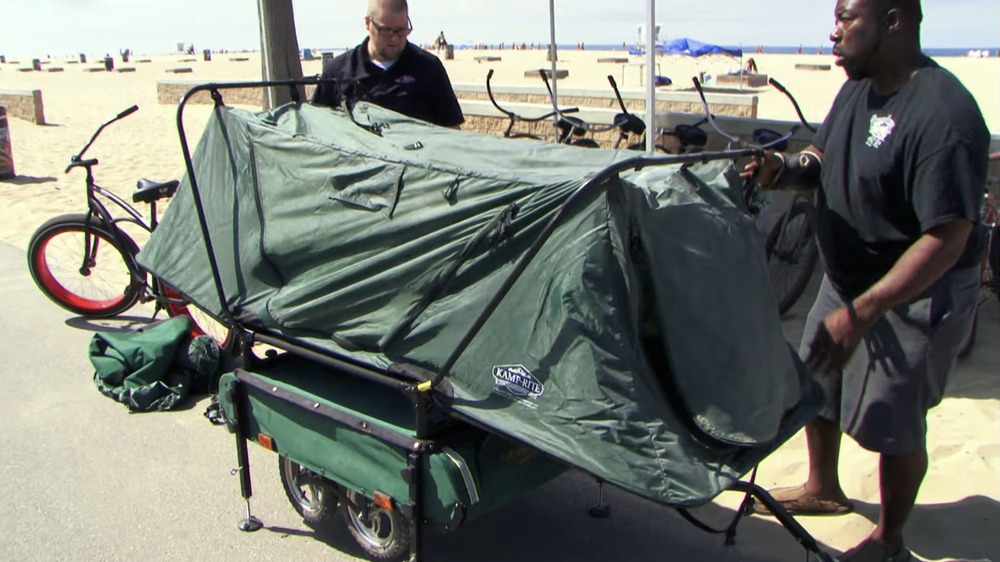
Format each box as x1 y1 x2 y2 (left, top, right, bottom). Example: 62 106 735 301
312 0 464 128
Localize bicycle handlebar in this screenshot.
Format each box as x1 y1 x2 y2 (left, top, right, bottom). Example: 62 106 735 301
68 105 140 172
691 77 798 150
486 69 579 126
768 78 817 134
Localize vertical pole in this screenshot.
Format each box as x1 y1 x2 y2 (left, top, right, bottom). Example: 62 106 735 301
257 0 305 110
548 0 558 142
645 1 656 153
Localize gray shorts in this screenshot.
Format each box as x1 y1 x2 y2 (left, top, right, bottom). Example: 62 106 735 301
799 267 979 455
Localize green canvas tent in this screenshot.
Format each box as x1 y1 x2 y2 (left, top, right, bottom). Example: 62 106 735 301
138 99 821 507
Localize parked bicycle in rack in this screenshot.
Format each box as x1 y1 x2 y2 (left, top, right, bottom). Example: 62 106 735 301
486 68 581 141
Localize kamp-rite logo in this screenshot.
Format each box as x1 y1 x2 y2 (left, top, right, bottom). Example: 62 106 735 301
492 365 544 401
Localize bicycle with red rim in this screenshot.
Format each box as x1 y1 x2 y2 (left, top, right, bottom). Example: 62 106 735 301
26 105 231 347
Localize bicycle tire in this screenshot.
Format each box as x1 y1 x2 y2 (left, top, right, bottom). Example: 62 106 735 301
988 223 1000 303
765 200 820 315
160 283 233 349
27 213 142 318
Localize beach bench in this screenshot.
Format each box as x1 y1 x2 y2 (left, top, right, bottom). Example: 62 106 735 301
598 57 628 64
137 59 153 63
716 73 769 88
116 68 137 73
524 68 568 80
179 58 197 63
0 88 46 125
66 60 79 64
475 56 502 63
46 67 65 73
17 68 34 73
85 67 107 73
166 67 194 74
795 63 832 71
230 57 250 62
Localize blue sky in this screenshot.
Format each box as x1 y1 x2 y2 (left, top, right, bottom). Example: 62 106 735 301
0 0 997 58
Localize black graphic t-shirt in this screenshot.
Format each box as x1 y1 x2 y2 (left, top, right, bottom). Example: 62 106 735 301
312 38 465 128
812 56 990 299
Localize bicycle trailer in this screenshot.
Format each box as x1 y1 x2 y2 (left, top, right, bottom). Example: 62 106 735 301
139 79 834 561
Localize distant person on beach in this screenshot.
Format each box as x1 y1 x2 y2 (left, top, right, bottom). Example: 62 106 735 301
435 31 448 51
744 57 758 74
311 0 463 128
743 0 989 561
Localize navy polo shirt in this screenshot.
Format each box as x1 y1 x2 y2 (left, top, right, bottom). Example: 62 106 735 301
311 38 464 128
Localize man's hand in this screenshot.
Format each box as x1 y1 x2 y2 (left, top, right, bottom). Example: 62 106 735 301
805 304 874 375
740 151 783 188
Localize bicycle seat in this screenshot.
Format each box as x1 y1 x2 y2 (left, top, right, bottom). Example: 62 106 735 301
752 128 789 152
613 113 646 136
673 124 708 148
133 178 180 204
556 116 590 136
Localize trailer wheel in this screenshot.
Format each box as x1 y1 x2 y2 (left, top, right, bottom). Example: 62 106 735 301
278 456 339 526
342 490 409 560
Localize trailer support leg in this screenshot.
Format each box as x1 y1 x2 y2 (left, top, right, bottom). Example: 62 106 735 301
588 478 611 518
232 381 263 532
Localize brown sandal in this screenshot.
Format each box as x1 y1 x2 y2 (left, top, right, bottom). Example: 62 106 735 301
754 485 855 516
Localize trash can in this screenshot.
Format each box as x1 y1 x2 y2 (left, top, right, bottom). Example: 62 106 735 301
0 107 14 180
322 51 334 67
32 58 41 71
121 51 130 63
79 53 87 63
444 44 454 60
203 49 212 62
0 55 6 64
104 55 114 71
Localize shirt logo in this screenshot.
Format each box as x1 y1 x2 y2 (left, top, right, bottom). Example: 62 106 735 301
395 75 416 84
866 114 896 149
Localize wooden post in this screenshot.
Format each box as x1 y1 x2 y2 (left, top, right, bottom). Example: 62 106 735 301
257 0 304 110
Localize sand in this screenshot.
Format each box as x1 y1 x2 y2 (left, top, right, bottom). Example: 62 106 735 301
0 48 998 561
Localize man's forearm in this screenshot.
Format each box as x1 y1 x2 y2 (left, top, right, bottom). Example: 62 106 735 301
852 220 974 323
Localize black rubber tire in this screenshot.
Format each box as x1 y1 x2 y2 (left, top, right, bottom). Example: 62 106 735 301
342 490 409 561
278 456 339 526
988 224 1000 303
27 213 142 318
765 200 820 315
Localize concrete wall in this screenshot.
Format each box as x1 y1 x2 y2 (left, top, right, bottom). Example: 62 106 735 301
0 89 45 125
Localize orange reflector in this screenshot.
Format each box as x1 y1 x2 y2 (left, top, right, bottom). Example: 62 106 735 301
257 433 276 451
373 491 394 512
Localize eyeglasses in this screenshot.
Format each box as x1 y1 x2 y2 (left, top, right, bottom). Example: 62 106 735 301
369 17 413 38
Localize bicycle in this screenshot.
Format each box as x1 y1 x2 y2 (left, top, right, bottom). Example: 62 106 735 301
26 105 231 346
689 76 820 316
486 68 581 141
605 74 709 154
958 154 1000 357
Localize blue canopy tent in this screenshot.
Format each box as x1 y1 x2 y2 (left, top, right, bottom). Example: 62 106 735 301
659 37 742 58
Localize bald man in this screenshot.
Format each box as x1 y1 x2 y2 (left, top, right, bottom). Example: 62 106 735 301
312 0 464 128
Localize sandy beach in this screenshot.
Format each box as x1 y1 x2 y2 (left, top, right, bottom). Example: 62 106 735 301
1 48 998 561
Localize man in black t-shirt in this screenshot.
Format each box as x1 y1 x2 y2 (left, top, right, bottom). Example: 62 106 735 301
744 0 989 560
311 0 464 128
